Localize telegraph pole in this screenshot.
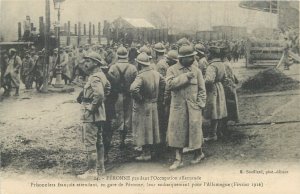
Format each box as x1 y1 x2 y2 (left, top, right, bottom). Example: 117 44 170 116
41 0 50 92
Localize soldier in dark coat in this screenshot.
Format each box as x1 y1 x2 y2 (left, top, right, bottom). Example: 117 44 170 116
130 52 165 161
283 37 291 70
166 45 206 170
222 48 239 124
153 43 168 144
77 52 111 178
107 46 137 147
21 51 35 89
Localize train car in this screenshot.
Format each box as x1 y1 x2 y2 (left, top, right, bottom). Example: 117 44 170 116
245 38 283 67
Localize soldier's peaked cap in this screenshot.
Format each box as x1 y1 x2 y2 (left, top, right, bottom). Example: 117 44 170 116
165 50 178 61
178 45 197 58
135 52 150 66
177 38 190 46
153 42 166 53
138 46 152 58
84 52 106 66
195 43 205 54
116 46 128 58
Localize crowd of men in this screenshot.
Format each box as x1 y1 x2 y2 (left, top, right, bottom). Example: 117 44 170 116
66 38 239 178
0 38 240 178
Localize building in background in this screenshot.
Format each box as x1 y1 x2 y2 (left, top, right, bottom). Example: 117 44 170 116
110 17 168 45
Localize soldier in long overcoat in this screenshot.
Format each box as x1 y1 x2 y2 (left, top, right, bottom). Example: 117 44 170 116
4 48 22 96
59 47 71 84
153 43 168 144
130 52 165 161
166 45 206 170
204 46 228 141
77 52 111 178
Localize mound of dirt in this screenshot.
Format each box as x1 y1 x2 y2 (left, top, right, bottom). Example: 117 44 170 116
239 68 300 93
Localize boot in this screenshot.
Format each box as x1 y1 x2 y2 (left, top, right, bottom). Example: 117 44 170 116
14 87 19 96
136 148 151 161
169 149 183 170
204 120 218 142
77 152 97 179
190 149 205 164
97 145 105 176
119 130 127 148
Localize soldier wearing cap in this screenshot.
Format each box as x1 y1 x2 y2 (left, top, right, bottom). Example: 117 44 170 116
176 37 190 48
152 43 169 146
77 52 111 178
130 52 165 161
166 45 206 170
104 47 117 67
21 50 35 89
83 44 91 56
4 48 22 96
66 46 76 81
195 43 209 76
33 49 46 91
139 45 156 71
59 47 71 84
48 48 58 85
107 46 137 147
153 43 166 63
283 36 291 70
203 46 228 141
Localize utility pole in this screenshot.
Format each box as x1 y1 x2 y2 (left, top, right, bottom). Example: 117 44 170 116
41 0 50 92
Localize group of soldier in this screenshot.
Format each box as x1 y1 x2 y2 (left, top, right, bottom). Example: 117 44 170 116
72 37 239 178
0 38 239 178
1 46 48 96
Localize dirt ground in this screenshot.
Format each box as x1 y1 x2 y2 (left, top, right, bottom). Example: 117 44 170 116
0 59 300 179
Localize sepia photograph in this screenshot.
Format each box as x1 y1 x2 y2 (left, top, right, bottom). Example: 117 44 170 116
0 0 299 194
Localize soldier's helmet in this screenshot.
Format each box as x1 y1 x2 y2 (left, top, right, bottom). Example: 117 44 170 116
153 42 166 53
116 46 128 59
165 50 179 62
139 46 152 58
84 51 107 68
135 52 150 66
177 38 190 47
178 45 197 58
195 43 206 55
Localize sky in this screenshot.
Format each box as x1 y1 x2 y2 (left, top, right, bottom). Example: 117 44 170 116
0 0 278 41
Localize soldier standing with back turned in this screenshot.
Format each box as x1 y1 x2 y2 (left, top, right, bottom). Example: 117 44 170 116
107 46 137 147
